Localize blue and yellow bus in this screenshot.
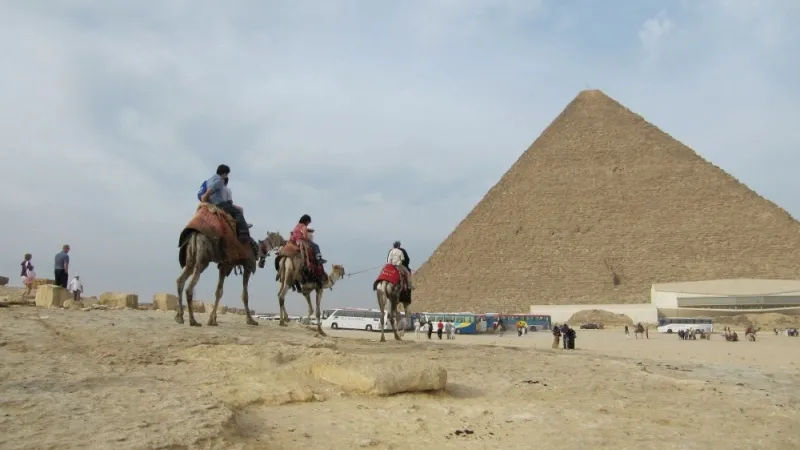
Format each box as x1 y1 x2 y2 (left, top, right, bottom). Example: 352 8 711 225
486 313 551 331
412 312 487 334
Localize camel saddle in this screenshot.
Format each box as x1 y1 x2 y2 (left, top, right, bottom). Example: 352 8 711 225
180 203 253 265
275 240 326 287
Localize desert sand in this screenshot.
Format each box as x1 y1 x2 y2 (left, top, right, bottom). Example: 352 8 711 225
1 299 799 450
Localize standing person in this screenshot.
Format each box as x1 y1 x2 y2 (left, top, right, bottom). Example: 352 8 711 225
561 324 569 349
426 321 433 340
415 319 423 339
67 275 83 302
437 320 444 339
445 321 453 340
552 324 562 348
54 245 70 289
20 254 35 297
566 327 577 350
624 325 630 339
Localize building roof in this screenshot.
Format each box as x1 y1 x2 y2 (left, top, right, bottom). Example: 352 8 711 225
652 279 800 296
413 89 800 313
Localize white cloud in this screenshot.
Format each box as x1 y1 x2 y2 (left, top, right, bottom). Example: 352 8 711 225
639 10 673 62
0 0 798 314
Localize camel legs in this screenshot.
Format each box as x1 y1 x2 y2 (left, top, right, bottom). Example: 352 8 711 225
208 266 226 326
277 274 291 327
175 263 194 325
302 291 314 324
314 288 326 336
377 286 387 342
241 269 258 326
389 296 401 341
185 261 208 327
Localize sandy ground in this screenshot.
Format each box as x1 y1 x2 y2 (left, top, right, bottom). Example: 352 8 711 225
1 305 799 450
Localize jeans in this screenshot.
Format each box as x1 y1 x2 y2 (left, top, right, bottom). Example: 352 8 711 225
54 269 68 289
216 201 249 237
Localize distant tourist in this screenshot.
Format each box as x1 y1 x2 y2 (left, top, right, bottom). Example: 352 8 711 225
445 321 453 340
566 327 577 350
561 324 569 349
427 321 433 339
624 325 630 339
437 320 444 339
20 253 35 297
67 275 83 302
552 325 561 348
54 245 70 289
415 320 423 339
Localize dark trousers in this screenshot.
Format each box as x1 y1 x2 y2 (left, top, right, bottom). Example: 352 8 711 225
54 269 68 288
563 333 568 349
309 241 322 258
216 201 249 237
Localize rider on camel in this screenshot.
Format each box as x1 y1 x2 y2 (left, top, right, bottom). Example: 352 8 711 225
387 241 413 290
201 164 252 244
290 214 325 266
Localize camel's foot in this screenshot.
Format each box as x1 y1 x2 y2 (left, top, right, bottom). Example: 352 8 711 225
175 315 184 325
279 321 288 327
246 318 258 326
316 327 327 337
189 318 201 327
380 335 386 342
207 318 218 326
394 334 402 341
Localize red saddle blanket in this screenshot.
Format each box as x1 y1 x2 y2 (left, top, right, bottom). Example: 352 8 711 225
376 264 402 286
183 204 252 263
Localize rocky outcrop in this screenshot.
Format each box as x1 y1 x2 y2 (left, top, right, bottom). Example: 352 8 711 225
311 358 447 396
0 276 9 286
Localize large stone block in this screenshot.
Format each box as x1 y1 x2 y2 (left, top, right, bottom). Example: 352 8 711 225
311 358 447 396
35 285 70 308
0 276 9 286
82 296 99 306
99 292 139 309
191 301 205 313
32 279 55 288
63 299 84 310
204 302 227 314
153 293 179 311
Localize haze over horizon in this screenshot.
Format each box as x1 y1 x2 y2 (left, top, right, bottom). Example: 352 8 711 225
2 1 798 314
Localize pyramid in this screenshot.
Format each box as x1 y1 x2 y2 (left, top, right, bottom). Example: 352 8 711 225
413 89 800 313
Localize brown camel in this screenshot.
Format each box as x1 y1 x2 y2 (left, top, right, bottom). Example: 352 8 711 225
275 242 344 334
176 227 283 327
373 277 412 342
292 264 346 334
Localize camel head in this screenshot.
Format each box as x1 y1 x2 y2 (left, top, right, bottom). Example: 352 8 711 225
257 231 287 268
328 264 346 290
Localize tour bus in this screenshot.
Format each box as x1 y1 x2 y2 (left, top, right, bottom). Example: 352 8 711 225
657 317 713 334
412 312 486 334
322 308 408 331
486 313 552 332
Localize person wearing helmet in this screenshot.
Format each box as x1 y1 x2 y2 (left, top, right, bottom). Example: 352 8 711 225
387 241 413 290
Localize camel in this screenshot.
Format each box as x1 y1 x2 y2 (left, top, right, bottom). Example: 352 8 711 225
275 241 344 334
176 218 283 326
281 263 346 335
634 323 645 339
373 271 412 342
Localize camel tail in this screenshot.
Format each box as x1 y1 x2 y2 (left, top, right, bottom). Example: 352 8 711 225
373 279 381 291
178 230 199 269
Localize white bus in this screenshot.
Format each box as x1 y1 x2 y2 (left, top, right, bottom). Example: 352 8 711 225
657 317 713 334
322 308 407 332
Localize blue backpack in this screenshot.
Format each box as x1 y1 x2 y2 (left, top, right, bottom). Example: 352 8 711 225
197 180 208 201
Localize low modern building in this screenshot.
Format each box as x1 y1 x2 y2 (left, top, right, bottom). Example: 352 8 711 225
651 279 800 317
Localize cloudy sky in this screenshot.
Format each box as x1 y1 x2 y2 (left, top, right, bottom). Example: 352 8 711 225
2 0 798 315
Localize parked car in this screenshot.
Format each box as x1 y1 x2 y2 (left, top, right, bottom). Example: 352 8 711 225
580 323 603 330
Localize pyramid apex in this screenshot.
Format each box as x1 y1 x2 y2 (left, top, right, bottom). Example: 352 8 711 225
576 89 612 100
